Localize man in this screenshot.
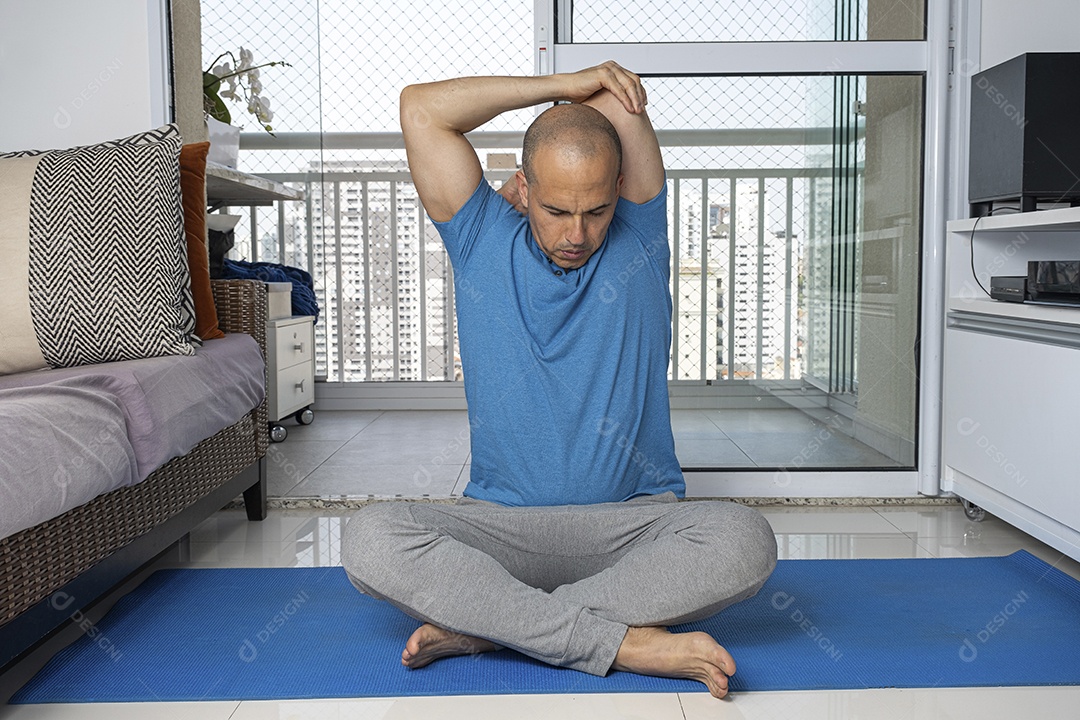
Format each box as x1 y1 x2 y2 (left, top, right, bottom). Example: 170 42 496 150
342 61 777 699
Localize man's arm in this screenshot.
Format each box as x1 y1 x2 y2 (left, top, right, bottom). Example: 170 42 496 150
400 62 647 223
583 87 665 204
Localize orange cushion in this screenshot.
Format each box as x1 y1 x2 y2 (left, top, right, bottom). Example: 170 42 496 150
179 142 225 340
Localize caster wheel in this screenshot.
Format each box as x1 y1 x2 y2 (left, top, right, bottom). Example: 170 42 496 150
295 407 314 425
962 499 986 522
269 424 288 443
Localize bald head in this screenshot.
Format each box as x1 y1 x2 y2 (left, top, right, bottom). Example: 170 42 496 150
521 104 622 185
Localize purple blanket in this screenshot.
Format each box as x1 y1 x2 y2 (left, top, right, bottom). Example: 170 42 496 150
0 334 264 540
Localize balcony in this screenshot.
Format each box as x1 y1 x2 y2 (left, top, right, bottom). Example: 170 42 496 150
216 128 915 472
263 408 899 500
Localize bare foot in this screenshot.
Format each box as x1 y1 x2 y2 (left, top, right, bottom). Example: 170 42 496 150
612 626 736 698
401 623 499 669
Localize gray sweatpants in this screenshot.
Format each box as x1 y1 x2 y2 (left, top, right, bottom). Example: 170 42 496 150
341 492 777 677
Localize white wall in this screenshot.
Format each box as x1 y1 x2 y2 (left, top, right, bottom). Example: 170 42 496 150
981 0 1080 69
0 0 171 151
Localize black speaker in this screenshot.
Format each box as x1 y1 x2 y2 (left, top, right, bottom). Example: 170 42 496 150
969 52 1080 216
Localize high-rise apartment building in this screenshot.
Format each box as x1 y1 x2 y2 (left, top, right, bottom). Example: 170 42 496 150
675 182 802 382
272 165 802 384
305 160 456 382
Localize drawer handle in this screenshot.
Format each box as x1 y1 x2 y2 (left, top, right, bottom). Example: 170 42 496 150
293 343 305 352
295 379 305 392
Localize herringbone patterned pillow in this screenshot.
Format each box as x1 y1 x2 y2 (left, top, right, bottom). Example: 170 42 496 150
0 124 197 375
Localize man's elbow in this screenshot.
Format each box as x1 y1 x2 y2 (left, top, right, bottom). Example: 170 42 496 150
400 83 445 135
399 85 420 126
400 83 422 108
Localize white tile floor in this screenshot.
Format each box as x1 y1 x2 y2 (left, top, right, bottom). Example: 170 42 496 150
267 409 901 498
6 503 1080 719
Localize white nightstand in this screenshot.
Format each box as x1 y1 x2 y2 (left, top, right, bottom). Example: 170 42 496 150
266 315 316 442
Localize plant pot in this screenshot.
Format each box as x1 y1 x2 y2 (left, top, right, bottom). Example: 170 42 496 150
206 117 240 168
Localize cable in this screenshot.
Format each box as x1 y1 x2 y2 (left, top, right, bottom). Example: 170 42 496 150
969 206 1021 298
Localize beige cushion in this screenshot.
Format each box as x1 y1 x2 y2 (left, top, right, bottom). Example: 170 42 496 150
0 125 197 375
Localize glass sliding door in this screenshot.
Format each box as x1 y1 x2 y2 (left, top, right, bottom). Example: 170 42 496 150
639 74 922 470
553 0 929 474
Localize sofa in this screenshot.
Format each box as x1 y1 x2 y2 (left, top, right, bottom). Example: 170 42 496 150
0 126 270 691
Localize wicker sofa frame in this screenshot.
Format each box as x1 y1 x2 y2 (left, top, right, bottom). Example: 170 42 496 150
0 279 270 687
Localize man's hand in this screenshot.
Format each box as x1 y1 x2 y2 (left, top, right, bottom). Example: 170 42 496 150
497 178 526 215
400 61 657 222
561 61 648 115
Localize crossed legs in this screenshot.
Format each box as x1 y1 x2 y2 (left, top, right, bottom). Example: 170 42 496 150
341 492 777 697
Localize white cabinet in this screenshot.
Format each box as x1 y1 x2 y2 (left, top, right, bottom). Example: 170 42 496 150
266 316 316 442
943 208 1080 562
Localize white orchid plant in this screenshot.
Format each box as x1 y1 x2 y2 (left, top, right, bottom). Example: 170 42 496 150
203 48 291 134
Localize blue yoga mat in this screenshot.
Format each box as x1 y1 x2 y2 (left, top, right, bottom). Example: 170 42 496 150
13 550 1080 702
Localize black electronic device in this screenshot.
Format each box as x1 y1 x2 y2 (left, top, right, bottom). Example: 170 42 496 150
1027 260 1080 304
990 275 1027 303
969 53 1080 216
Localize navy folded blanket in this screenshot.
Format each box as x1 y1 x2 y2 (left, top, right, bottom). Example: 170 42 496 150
221 259 320 324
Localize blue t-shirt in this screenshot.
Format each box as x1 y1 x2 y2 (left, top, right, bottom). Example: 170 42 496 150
432 179 685 506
